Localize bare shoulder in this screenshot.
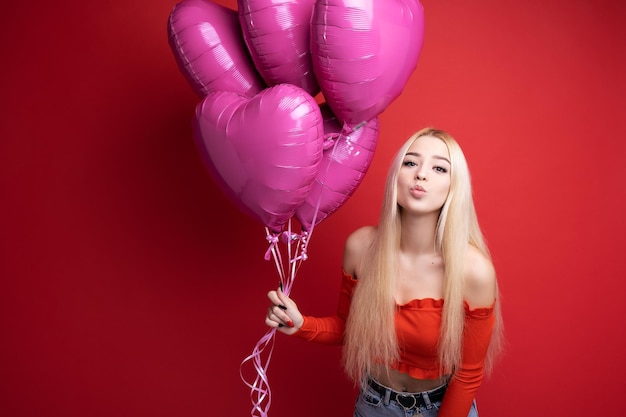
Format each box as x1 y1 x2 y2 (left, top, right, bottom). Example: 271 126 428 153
464 245 497 308
342 226 377 277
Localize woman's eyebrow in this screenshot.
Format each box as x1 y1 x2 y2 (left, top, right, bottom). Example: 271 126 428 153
434 155 451 165
406 152 451 165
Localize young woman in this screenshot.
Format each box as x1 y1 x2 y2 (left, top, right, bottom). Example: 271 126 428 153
266 128 503 416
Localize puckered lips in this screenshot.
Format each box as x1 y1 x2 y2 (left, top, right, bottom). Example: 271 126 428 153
410 184 427 198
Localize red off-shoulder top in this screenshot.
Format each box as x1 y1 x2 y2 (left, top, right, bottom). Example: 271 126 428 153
293 270 495 417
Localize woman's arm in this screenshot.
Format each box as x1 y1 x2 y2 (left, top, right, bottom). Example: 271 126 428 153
438 246 498 416
342 225 376 277
463 245 497 309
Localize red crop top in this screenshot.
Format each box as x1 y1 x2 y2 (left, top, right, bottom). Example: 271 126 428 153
293 271 495 417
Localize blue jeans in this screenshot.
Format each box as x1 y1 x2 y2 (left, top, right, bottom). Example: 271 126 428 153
354 379 478 417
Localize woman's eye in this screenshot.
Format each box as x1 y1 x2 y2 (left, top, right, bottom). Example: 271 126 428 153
402 160 417 167
434 166 448 173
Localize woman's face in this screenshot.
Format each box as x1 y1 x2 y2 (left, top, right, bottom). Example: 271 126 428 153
396 135 451 215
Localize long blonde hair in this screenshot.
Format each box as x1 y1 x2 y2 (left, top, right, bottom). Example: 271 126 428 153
343 128 503 385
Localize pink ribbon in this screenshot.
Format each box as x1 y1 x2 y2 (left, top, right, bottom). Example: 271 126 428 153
240 327 277 417
264 233 280 261
241 221 305 416
241 130 354 413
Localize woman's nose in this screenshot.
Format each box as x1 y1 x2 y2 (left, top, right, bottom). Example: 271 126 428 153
415 168 427 181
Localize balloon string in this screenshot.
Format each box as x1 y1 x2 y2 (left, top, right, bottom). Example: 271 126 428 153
244 122 370 416
282 219 300 294
239 327 276 417
242 219 305 417
302 121 367 257
299 125 346 256
264 233 278 261
265 229 285 282
242 113 369 413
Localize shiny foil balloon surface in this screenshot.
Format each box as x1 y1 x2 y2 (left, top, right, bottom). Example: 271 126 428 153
238 0 320 96
168 0 266 97
193 84 324 232
296 105 379 230
311 0 425 126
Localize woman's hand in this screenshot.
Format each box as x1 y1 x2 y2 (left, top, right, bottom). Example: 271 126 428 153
265 286 304 335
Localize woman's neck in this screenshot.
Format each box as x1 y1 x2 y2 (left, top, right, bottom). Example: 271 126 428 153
399 211 439 255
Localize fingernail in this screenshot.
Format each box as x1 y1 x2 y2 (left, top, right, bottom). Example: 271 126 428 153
278 304 287 311
279 281 283 291
287 320 295 328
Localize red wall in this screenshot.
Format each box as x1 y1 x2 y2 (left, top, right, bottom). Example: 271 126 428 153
2 0 626 416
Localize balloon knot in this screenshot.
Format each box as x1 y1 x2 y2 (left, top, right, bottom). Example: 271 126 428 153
342 121 366 134
280 231 300 244
264 233 280 261
322 132 340 150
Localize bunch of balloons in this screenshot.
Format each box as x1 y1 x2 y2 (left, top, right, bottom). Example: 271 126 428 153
167 0 424 415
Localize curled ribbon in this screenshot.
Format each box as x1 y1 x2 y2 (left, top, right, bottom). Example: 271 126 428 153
264 233 279 261
241 220 308 416
241 117 368 414
291 231 309 263
240 327 276 417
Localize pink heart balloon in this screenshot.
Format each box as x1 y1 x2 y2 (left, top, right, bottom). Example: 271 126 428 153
168 0 266 97
311 0 425 126
296 105 379 231
238 0 319 96
193 84 325 232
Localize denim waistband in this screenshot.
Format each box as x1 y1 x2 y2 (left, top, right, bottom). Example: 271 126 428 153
367 378 447 410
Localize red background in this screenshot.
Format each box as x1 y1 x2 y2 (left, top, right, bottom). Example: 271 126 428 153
2 0 626 416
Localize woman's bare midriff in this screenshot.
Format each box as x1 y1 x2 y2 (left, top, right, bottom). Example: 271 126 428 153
371 365 449 393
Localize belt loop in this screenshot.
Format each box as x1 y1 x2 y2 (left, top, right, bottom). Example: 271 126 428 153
422 392 433 409
383 387 391 405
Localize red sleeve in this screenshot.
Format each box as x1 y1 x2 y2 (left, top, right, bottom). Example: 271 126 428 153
438 304 495 417
292 271 357 345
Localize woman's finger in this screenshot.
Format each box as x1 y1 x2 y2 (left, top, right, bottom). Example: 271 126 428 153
266 305 294 328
